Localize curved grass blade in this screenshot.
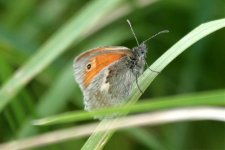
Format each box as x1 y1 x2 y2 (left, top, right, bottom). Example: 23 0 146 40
81 18 225 150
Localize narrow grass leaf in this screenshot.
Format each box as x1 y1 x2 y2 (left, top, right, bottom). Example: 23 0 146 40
33 89 225 125
0 0 123 112
81 18 225 150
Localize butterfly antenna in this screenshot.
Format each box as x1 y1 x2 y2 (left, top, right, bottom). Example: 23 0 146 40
127 19 140 46
143 30 169 44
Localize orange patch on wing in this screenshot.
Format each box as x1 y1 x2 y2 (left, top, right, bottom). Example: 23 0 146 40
84 53 126 88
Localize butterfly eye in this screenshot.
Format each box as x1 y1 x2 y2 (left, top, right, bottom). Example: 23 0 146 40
86 63 92 70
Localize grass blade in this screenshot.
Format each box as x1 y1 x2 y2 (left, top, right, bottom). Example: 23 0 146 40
0 0 123 112
81 18 225 150
33 89 225 125
1 107 224 150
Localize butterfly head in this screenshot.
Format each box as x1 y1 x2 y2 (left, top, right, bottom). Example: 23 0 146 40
132 42 147 58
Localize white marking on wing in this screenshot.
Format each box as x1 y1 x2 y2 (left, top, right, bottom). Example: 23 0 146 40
100 69 110 92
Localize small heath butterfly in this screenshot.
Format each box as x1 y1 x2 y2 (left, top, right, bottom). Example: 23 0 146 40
73 20 168 112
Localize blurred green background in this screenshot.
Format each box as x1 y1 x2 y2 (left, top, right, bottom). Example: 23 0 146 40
0 0 224 149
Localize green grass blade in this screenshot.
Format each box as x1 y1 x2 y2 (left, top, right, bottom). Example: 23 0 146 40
0 0 123 112
33 89 225 125
81 18 225 150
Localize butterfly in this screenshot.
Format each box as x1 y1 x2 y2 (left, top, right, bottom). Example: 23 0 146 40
73 20 168 112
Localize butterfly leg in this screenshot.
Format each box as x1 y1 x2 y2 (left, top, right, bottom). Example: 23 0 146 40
135 73 143 94
144 60 160 74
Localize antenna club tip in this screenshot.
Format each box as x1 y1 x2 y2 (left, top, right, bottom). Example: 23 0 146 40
126 19 140 46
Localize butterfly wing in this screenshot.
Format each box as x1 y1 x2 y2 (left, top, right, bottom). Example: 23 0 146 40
73 46 136 111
